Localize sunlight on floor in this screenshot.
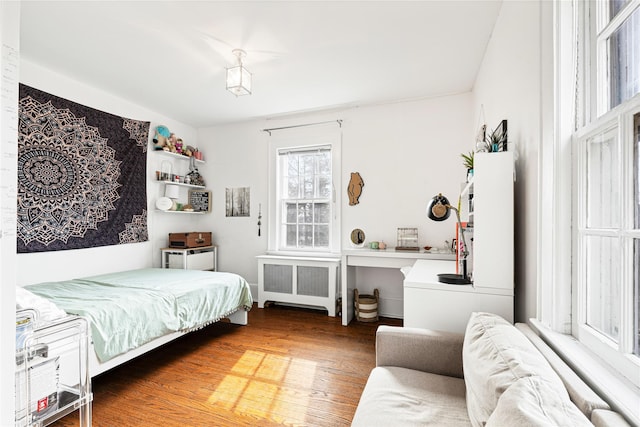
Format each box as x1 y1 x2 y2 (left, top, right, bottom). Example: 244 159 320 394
207 350 317 424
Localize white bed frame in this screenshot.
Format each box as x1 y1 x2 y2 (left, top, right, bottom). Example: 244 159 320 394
89 309 248 377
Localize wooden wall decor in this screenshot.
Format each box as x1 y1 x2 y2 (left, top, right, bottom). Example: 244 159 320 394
348 172 364 206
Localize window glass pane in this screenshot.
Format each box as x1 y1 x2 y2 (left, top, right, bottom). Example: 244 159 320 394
298 225 312 247
301 154 315 175
299 202 312 224
606 7 640 110
286 225 297 247
314 202 330 223
314 225 329 247
586 126 619 229
287 176 299 199
610 0 629 19
586 235 621 342
318 152 331 174
287 155 299 176
286 203 297 223
318 175 331 198
303 176 314 198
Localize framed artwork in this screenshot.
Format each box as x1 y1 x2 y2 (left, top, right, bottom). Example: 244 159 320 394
225 187 250 217
188 190 211 212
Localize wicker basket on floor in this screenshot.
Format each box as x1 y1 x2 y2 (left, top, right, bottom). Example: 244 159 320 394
354 288 379 322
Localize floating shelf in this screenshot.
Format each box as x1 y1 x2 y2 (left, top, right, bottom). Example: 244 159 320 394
155 150 204 163
156 209 206 214
159 181 205 189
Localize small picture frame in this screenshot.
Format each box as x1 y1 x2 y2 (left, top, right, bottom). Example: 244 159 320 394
188 189 211 212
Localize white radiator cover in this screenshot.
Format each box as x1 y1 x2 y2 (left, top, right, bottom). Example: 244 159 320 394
257 255 341 316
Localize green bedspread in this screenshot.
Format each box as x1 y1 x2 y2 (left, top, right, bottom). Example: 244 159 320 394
25 268 253 362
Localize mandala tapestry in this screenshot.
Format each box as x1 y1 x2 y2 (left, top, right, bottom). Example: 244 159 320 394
17 84 150 253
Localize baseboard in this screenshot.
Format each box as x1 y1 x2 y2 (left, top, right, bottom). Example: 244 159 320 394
249 283 258 301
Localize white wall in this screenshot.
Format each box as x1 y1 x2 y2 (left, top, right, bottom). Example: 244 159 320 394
1 2 20 423
199 93 474 316
16 59 200 285
471 0 553 322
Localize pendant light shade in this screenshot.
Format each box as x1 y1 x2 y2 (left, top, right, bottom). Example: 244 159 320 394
226 49 252 96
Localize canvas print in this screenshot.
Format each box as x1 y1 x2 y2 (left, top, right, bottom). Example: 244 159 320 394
225 187 250 217
17 84 150 252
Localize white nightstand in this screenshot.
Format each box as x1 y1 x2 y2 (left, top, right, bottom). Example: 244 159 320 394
161 246 217 271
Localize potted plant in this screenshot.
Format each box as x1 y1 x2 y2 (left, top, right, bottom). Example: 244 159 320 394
485 123 508 152
461 151 474 182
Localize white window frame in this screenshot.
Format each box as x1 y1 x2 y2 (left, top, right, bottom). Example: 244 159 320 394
543 0 640 394
574 98 640 385
267 124 342 256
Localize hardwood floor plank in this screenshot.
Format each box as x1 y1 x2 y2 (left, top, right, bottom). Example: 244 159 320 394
50 304 401 427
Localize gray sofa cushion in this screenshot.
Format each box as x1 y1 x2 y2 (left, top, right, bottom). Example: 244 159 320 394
352 366 471 426
515 323 611 418
486 376 592 426
463 312 569 426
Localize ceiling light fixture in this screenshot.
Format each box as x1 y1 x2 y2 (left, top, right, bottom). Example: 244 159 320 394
226 49 252 96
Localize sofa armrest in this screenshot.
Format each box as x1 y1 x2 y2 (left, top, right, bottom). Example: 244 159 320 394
375 325 464 379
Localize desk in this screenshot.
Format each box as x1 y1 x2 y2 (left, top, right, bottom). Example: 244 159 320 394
403 259 514 332
340 249 455 325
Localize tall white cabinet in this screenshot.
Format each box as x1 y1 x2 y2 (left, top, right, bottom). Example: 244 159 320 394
472 151 514 290
403 151 514 332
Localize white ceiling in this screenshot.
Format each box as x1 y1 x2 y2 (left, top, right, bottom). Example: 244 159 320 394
19 1 502 128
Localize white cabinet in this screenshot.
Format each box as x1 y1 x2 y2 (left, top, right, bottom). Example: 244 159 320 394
161 246 217 271
257 255 341 317
471 151 514 291
404 151 514 331
404 260 513 332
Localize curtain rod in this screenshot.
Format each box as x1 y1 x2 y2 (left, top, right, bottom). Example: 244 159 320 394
262 119 342 136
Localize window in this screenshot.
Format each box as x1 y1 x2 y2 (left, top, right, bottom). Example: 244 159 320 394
278 146 332 250
573 0 640 385
267 124 341 254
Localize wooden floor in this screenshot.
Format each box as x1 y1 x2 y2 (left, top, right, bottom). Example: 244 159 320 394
52 304 402 427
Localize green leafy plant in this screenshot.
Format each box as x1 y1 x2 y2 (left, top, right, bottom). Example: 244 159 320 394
485 126 507 152
461 151 474 170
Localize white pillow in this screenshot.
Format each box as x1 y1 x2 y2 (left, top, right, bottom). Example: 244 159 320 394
463 312 568 426
486 376 592 427
16 287 67 322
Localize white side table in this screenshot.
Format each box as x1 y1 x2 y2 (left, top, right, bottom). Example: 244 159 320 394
161 246 217 271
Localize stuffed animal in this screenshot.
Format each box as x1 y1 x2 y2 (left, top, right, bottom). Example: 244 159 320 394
153 125 170 150
167 133 178 153
175 138 183 154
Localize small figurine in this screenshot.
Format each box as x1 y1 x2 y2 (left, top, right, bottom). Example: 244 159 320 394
153 125 170 150
348 172 364 205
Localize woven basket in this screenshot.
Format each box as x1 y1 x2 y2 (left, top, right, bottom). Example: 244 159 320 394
354 288 379 322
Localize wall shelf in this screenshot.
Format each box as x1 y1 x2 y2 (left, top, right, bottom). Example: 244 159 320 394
159 181 205 189
155 150 204 164
155 209 205 214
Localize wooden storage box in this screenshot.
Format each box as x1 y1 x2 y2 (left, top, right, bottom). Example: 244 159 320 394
168 232 212 249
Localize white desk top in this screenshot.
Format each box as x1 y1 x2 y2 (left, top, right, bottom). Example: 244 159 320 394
405 259 513 295
342 248 456 261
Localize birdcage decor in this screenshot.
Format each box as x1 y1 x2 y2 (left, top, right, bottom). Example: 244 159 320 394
396 227 419 251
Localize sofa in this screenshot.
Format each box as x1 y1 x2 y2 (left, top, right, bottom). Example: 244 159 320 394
352 312 632 427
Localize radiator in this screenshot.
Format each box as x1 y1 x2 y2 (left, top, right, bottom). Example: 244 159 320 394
257 255 341 316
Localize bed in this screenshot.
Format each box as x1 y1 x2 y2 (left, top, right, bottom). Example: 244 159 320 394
18 268 253 377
